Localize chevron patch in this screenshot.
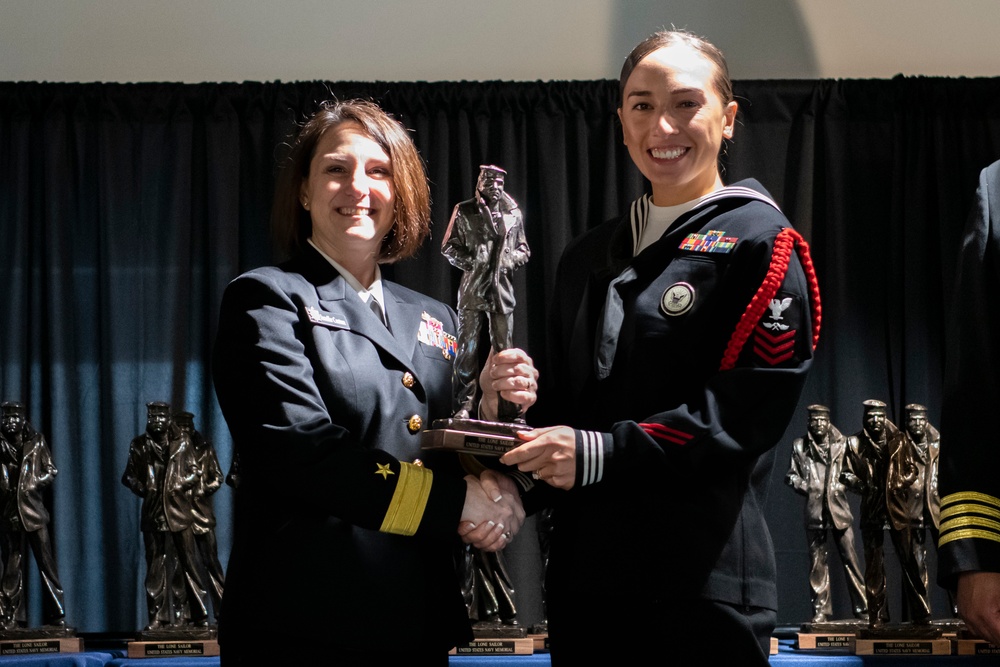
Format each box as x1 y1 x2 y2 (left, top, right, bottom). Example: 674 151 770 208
753 325 796 365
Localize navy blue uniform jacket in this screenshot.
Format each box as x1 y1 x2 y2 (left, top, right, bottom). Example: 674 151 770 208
212 245 472 655
528 180 819 627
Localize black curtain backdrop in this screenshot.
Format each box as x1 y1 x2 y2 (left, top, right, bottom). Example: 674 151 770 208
1 77 998 633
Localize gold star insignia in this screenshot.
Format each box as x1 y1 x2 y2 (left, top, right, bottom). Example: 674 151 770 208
375 463 394 480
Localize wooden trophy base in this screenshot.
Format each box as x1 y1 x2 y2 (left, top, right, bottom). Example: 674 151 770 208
796 619 864 651
770 637 779 655
854 623 950 655
127 639 220 658
956 639 1000 655
450 638 534 655
128 625 219 658
0 637 83 655
421 418 529 456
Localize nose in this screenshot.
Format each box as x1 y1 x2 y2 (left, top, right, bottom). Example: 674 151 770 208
656 113 678 134
344 167 370 198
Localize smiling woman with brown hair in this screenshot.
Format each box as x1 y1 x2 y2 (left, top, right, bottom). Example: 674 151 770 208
502 30 822 665
212 98 536 666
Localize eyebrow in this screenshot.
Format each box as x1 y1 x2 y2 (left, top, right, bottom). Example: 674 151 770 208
624 86 705 100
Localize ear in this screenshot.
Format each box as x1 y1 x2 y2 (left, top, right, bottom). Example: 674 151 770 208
299 183 310 210
617 107 628 145
722 100 738 139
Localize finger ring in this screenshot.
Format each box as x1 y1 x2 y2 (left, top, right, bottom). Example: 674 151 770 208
531 472 540 480
503 531 512 539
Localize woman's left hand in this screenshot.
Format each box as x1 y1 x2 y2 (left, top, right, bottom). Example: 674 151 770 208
500 426 577 490
478 348 538 420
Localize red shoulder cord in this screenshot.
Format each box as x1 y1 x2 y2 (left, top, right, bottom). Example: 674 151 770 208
718 227 822 371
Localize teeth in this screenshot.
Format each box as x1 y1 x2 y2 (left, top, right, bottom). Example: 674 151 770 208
339 207 372 215
651 147 686 160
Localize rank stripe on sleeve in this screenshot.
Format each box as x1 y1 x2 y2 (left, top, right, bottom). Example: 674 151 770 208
577 430 606 487
939 491 1000 547
379 462 433 536
639 422 694 445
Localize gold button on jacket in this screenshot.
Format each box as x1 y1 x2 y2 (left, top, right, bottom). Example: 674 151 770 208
407 415 423 433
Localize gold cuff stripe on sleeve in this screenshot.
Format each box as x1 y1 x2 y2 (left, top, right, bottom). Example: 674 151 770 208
941 491 1000 510
379 462 433 536
939 527 1000 547
940 514 1000 536
940 502 1000 523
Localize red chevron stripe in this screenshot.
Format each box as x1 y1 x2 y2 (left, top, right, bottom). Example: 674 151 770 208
755 326 796 344
639 422 694 445
754 336 795 356
754 345 795 365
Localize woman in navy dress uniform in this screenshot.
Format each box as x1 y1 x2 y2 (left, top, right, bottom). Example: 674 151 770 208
213 99 536 666
502 30 822 666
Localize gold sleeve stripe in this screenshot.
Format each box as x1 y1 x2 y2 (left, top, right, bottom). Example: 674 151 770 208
939 527 1000 547
941 491 1000 509
940 502 1000 523
940 514 1000 534
379 462 433 536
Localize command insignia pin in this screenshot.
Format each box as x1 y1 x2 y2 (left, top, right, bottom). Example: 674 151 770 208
661 282 695 316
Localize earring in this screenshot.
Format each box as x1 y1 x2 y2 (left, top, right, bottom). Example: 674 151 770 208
301 199 310 210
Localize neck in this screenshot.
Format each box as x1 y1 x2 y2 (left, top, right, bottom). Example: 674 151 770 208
651 173 724 207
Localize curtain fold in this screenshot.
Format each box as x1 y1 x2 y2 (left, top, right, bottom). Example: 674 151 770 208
1 77 998 631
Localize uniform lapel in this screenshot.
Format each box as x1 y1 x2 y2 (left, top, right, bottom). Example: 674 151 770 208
297 246 417 373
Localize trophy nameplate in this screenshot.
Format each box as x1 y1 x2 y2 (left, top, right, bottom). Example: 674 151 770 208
796 619 862 651
421 418 529 457
854 638 951 655
796 633 856 651
449 637 534 655
854 623 949 655
127 639 220 658
956 639 1000 655
0 637 83 655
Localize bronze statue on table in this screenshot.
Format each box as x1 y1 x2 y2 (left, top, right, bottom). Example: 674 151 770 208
0 401 69 637
887 403 941 625
785 405 867 627
842 399 897 630
122 401 214 639
170 412 225 627
437 166 530 637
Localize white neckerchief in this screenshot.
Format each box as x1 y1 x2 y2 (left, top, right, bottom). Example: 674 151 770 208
308 239 387 314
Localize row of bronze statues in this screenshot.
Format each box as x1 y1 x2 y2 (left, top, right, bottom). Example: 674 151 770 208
0 399 228 640
786 400 943 631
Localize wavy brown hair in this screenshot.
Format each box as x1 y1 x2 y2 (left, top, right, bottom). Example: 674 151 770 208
272 99 431 262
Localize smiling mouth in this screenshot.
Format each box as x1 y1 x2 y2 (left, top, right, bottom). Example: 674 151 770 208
338 207 375 216
650 147 688 160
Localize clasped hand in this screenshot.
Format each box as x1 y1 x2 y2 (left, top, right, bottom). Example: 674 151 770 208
458 470 525 552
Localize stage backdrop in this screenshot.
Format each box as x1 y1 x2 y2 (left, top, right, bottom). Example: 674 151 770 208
1 77 999 632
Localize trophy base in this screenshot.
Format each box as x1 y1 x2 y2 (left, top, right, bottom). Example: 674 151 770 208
854 622 949 655
0 635 82 655
127 638 220 658
421 418 529 457
450 637 534 655
130 624 219 658
956 639 1000 655
471 619 527 639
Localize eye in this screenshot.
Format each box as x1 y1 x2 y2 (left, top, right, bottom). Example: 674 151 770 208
631 102 652 111
677 100 700 109
369 164 393 178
